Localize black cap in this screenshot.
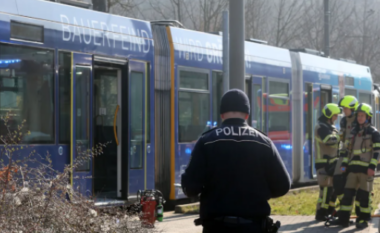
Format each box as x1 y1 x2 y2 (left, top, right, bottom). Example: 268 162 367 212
220 89 250 115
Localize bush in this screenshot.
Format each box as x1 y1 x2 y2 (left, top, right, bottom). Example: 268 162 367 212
0 113 157 233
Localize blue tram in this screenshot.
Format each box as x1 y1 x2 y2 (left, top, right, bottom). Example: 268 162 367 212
155 25 373 200
0 0 155 205
0 0 375 204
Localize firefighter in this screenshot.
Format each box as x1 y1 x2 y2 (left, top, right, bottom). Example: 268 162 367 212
334 103 380 229
314 103 341 221
332 96 359 205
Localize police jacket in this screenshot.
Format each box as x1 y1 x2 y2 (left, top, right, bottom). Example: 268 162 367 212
314 121 340 174
341 124 380 173
334 116 356 176
181 118 291 220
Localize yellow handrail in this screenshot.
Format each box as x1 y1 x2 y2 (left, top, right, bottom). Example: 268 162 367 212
113 105 119 146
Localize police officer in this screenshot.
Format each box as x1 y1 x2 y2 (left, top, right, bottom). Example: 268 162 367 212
181 89 291 233
332 96 359 205
334 103 380 229
314 103 341 221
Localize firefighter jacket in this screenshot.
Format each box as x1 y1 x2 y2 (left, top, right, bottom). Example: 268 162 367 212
181 118 291 220
341 124 380 173
340 116 356 143
334 116 356 176
314 121 340 174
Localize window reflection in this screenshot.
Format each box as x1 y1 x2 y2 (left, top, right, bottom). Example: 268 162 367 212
265 81 290 140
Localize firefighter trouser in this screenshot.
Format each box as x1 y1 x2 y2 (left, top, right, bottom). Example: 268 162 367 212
333 157 346 202
338 172 374 224
316 168 335 217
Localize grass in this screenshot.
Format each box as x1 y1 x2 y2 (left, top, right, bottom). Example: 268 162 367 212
269 178 380 216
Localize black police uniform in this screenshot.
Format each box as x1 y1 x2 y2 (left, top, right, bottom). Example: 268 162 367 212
181 89 291 233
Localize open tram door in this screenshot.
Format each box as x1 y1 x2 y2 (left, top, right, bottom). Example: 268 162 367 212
308 83 321 179
127 60 150 200
92 55 126 203
308 84 334 179
70 53 93 198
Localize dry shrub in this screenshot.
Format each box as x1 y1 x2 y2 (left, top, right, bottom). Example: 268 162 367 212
0 113 158 233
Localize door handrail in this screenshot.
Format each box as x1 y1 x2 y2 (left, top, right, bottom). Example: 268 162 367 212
114 105 119 146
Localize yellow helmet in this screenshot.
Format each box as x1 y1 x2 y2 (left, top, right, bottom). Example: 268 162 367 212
355 103 373 118
322 103 342 119
338 95 358 110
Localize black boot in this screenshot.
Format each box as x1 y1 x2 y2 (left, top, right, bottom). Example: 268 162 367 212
328 206 336 216
356 220 369 229
315 209 328 221
327 211 350 227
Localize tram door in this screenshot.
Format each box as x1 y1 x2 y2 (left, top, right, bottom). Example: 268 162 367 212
309 83 321 178
320 86 332 109
251 76 265 132
128 60 149 198
71 53 93 197
93 65 122 199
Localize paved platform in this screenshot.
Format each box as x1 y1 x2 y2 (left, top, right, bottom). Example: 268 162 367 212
155 212 379 233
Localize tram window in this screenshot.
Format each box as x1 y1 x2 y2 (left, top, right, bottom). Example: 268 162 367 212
146 67 150 143
359 93 371 105
345 88 356 97
0 44 54 144
178 69 210 143
130 72 144 169
178 92 209 142
180 70 208 90
58 52 71 144
75 67 91 171
212 71 223 127
267 81 290 136
11 21 44 43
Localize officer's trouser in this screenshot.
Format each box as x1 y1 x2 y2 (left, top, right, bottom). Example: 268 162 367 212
338 172 374 224
316 168 334 217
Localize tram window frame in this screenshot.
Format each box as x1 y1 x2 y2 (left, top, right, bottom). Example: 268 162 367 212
266 79 290 135
178 67 210 143
0 43 55 144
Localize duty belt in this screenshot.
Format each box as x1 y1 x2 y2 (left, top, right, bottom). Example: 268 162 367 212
214 216 255 224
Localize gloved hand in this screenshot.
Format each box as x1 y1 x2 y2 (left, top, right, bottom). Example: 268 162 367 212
367 168 375 177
